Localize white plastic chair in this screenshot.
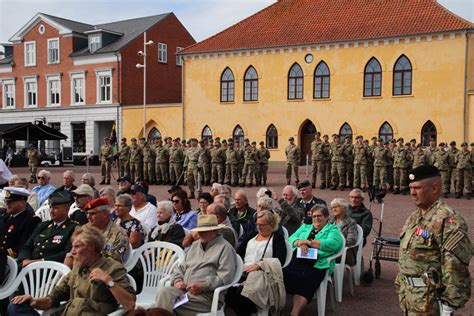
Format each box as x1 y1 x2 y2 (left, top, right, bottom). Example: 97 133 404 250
0 256 18 299
282 226 289 240
35 202 51 222
142 225 151 243
125 241 185 309
196 255 243 316
315 233 345 316
107 274 138 316
345 225 364 287
283 240 292 268
123 243 135 271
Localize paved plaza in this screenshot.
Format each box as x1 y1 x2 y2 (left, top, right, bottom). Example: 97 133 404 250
9 165 474 315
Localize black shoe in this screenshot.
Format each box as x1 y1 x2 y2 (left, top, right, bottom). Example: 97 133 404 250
105 180 110 185
443 193 449 198
455 193 462 199
393 188 400 195
189 192 195 199
319 184 326 190
99 180 106 185
330 186 337 191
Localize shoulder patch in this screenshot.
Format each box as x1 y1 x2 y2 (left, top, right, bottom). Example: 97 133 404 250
444 231 465 252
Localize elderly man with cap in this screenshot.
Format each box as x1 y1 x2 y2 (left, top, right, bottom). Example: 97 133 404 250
32 170 56 206
69 184 95 225
130 184 157 231
117 137 131 178
396 165 472 315
117 175 133 195
285 137 301 186
99 137 114 185
295 180 326 223
18 190 78 267
155 214 237 315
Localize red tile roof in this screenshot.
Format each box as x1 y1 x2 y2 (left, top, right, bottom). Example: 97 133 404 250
183 0 473 54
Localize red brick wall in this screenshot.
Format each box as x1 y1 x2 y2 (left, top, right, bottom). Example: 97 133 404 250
120 14 195 105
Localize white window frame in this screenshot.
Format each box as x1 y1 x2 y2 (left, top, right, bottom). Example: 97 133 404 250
95 69 112 104
23 76 38 108
176 46 183 66
1 79 15 109
70 72 86 105
24 41 36 67
89 35 101 53
158 42 167 63
47 38 60 64
46 74 61 107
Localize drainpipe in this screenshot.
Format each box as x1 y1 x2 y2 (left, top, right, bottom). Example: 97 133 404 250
463 31 469 142
181 56 185 138
115 52 121 139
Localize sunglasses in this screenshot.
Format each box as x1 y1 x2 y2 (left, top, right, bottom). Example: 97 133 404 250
172 199 181 204
37 176 46 180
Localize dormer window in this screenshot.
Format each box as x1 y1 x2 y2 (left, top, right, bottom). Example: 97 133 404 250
89 35 101 53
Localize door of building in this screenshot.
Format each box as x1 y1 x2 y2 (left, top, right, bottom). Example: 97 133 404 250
299 120 317 166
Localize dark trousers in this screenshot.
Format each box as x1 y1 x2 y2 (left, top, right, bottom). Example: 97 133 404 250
7 302 39 316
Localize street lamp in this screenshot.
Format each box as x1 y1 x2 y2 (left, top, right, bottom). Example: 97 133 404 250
136 31 154 139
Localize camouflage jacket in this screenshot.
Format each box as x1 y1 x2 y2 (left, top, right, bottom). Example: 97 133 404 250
330 143 345 163
310 140 323 161
99 221 129 263
455 150 473 169
129 144 143 163
99 144 113 162
412 150 428 169
285 144 301 164
393 146 411 168
155 145 169 164
184 147 201 167
118 144 130 161
373 146 389 167
257 147 271 164
353 144 368 165
225 148 238 165
433 149 450 171
210 147 226 164
169 146 184 164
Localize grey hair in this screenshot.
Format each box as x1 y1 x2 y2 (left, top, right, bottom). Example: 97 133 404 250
235 189 248 202
350 188 365 200
8 174 20 183
63 170 75 179
257 196 274 211
157 200 174 215
82 173 96 186
214 194 231 210
211 203 228 218
283 185 299 197
311 204 330 217
211 183 222 190
256 187 269 199
72 225 105 253
330 198 349 210
38 169 51 179
219 184 232 195
116 194 133 209
256 210 280 232
99 186 115 197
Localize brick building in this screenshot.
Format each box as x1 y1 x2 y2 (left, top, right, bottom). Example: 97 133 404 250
0 12 194 159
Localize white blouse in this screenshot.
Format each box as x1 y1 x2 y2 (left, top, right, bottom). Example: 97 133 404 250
244 235 273 266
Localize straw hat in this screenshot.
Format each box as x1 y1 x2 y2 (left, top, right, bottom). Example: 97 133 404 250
191 215 225 232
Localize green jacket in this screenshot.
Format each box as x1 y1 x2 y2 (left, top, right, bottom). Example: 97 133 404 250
289 223 343 273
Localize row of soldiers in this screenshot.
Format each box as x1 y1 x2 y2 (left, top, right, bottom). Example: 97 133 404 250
100 136 271 198
287 133 474 198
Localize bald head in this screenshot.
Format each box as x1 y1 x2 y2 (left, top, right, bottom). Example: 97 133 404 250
207 203 227 224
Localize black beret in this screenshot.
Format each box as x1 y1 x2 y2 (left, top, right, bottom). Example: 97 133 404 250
438 143 445 147
449 141 456 146
470 142 474 146
259 141 264 145
288 137 294 141
408 165 441 183
297 180 311 189
49 190 74 207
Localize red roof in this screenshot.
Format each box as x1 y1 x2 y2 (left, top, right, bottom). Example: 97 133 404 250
183 0 473 54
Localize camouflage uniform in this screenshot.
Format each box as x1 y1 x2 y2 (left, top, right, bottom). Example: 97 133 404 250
241 145 258 186
455 147 472 197
447 146 459 194
285 142 300 185
169 144 185 185
27 146 40 183
198 142 212 186
373 145 389 189
412 148 428 170
393 145 412 193
433 146 451 195
330 141 346 190
184 144 201 197
118 141 131 178
353 143 368 190
366 141 377 188
236 144 245 183
100 221 129 263
155 142 170 184
396 198 471 315
256 144 270 186
386 144 395 190
225 144 239 186
320 140 332 189
163 138 172 183
310 138 323 188
142 143 155 184
210 143 226 184
99 142 114 184
425 146 437 166
343 142 354 188
129 141 143 183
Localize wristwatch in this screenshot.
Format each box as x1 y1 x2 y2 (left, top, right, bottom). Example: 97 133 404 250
106 280 115 288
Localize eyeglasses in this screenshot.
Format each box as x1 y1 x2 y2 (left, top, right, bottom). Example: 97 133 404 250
172 199 181 204
37 176 46 180
312 214 325 219
114 204 127 208
256 223 269 227
349 196 362 199
86 211 101 216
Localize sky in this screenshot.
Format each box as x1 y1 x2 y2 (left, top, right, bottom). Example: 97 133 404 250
0 0 473 44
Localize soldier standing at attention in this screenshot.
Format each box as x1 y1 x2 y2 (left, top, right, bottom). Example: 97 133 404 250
412 144 428 170
433 143 451 198
447 141 459 195
373 138 389 190
366 137 378 189
154 138 168 185
426 138 437 165
225 140 238 186
235 141 245 183
343 136 355 189
99 137 113 185
27 144 40 184
455 142 472 199
210 138 225 184
393 138 411 195
320 134 332 189
117 138 130 178
285 137 300 186
386 140 395 191
241 141 258 187
129 138 143 183
310 132 323 189
330 134 345 191
353 135 368 191
169 138 184 185
199 140 212 186
163 137 172 183
184 138 200 199
142 139 154 184
396 165 471 315
256 141 270 186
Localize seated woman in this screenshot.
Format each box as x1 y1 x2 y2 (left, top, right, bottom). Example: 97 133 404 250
171 190 198 231
113 194 145 249
226 210 287 315
328 198 358 265
196 192 213 215
284 204 343 316
149 200 185 247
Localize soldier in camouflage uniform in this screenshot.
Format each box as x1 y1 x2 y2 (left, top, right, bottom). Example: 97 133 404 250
433 143 451 198
396 165 471 315
184 138 200 199
447 141 459 194
210 139 226 184
27 144 40 184
129 138 143 183
373 138 389 190
320 134 332 189
163 137 172 184
169 138 185 185
199 140 212 186
366 137 378 188
330 134 346 191
393 138 412 195
285 137 301 185
117 138 130 178
256 141 270 186
236 141 245 183
386 140 395 191
412 144 428 170
454 142 473 199
149 138 157 184
224 140 239 186
353 135 368 191
310 132 323 189
343 136 354 189
471 142 474 190
154 138 169 185
99 137 114 185
141 139 154 184
425 138 437 165
241 141 258 187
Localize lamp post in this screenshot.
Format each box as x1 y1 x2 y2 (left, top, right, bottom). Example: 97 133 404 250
136 31 154 139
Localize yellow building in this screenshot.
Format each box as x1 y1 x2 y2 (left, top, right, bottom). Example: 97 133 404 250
127 0 474 162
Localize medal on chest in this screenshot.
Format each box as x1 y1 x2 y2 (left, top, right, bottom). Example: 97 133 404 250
7 225 14 233
52 235 63 244
415 227 430 239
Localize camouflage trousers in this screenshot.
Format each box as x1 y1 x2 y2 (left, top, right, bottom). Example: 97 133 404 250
119 160 130 178
170 162 184 185
101 160 112 182
396 275 440 316
155 163 169 183
202 163 212 185
439 170 450 194
353 164 367 190
373 165 387 189
285 162 299 183
143 162 154 183
28 163 38 183
456 168 472 193
448 168 457 193
211 163 225 184
311 160 320 186
366 162 374 188
331 161 346 188
225 164 239 185
256 164 269 185
130 162 142 182
242 163 256 185
345 161 354 187
393 167 408 190
386 165 394 189
321 160 331 187
187 164 199 192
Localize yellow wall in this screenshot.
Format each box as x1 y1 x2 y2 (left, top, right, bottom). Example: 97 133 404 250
182 33 472 161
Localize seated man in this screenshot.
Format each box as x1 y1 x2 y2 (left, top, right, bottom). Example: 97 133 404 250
9 225 136 315
69 184 95 225
347 189 373 246
155 215 237 315
32 170 56 206
228 190 256 245
117 176 132 195
17 190 78 267
55 170 77 193
278 185 304 235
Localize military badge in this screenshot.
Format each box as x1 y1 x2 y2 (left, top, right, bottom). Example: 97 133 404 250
447 217 456 225
409 174 415 180
53 235 63 244
4 191 11 199
7 225 14 233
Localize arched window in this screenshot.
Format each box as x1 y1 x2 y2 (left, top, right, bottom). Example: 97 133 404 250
339 123 353 141
393 55 412 96
314 61 330 99
421 120 437 146
233 125 244 146
378 122 393 143
243 66 258 101
364 57 382 97
288 63 304 100
201 125 212 142
266 124 278 149
220 67 235 102
148 127 161 140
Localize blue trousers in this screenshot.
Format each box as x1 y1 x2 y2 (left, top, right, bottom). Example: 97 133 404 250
7 302 39 316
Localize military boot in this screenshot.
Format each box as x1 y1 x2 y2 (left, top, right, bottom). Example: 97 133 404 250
311 182 316 189
393 188 400 195
189 191 195 199
455 192 462 199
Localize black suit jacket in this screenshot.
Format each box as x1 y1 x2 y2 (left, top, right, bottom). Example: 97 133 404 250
0 208 41 258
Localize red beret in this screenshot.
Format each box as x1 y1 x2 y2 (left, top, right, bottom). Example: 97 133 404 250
85 198 109 210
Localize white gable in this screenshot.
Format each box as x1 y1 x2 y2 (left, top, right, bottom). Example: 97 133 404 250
9 13 73 42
